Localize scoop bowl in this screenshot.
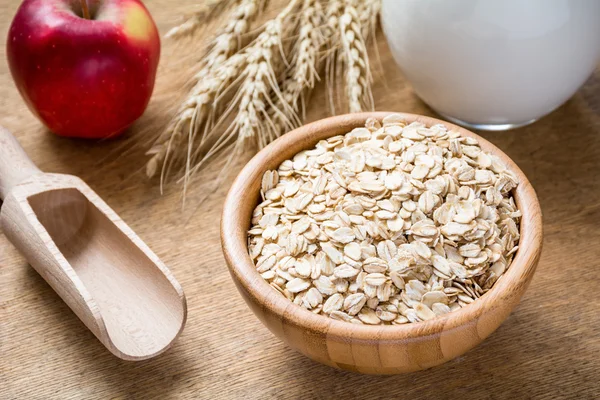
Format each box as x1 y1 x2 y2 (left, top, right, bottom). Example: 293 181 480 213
0 127 186 360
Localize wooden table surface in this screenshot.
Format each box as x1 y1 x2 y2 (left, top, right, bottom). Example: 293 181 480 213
1 1 599 399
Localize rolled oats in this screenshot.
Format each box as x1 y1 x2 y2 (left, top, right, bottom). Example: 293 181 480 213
248 115 521 325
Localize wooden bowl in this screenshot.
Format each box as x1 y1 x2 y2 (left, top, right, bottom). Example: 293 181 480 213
221 112 543 374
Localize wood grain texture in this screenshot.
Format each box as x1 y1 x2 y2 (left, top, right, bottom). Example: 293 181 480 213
0 129 186 360
1 0 599 398
221 112 543 374
0 126 41 199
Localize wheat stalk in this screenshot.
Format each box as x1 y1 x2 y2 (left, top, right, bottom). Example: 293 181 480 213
146 0 265 180
197 0 265 77
359 0 381 41
146 0 381 194
165 0 235 38
266 0 326 138
340 0 374 113
181 0 302 184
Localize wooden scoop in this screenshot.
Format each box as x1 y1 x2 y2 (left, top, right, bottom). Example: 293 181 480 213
0 127 187 361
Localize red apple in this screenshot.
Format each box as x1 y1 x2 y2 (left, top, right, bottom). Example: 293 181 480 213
7 0 160 139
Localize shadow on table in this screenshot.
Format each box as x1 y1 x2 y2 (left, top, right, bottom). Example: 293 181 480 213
279 305 575 399
19 261 198 399
579 68 600 117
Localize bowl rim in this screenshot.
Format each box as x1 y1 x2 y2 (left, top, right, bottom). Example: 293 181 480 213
221 112 543 341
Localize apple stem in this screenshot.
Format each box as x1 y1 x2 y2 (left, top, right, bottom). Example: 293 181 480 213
80 0 91 19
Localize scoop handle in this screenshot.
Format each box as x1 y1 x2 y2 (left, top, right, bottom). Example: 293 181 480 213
0 126 41 200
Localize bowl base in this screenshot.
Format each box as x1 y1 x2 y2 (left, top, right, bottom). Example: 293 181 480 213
435 112 538 132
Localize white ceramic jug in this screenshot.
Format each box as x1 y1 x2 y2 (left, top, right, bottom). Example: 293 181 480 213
381 0 600 130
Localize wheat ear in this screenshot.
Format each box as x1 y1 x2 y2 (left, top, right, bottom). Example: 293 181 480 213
267 0 326 138
323 0 344 114
359 0 384 89
183 0 302 182
339 0 374 113
146 54 247 180
146 0 264 180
